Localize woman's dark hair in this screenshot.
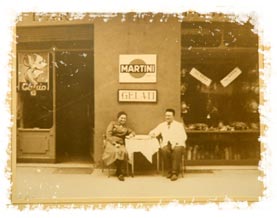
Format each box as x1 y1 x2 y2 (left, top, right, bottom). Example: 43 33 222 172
117 111 127 118
165 108 175 116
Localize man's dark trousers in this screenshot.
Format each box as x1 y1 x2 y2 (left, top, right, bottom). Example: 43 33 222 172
161 142 184 175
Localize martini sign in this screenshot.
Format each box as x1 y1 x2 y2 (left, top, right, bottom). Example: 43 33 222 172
119 54 157 83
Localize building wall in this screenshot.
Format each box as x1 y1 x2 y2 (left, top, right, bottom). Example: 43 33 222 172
93 17 181 162
15 14 261 166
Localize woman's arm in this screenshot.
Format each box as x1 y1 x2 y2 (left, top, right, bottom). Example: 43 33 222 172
126 127 135 138
106 121 117 144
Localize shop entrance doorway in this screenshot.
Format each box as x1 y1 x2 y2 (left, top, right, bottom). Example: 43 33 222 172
56 51 94 163
16 24 94 163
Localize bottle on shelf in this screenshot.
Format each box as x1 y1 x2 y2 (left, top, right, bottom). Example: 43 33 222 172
192 145 199 160
187 146 193 160
224 146 230 160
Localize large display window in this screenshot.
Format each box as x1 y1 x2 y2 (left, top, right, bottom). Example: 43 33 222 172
181 20 260 165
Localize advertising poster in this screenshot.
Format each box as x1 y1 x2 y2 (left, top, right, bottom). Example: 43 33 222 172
119 54 156 83
17 52 49 93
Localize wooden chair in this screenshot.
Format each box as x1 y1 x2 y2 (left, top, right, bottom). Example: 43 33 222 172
101 134 112 177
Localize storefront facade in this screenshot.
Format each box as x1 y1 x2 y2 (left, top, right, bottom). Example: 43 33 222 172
15 13 261 166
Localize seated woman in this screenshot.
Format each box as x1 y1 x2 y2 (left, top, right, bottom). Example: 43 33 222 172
102 111 135 181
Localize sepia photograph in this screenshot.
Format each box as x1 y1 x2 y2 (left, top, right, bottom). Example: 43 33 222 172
9 11 265 205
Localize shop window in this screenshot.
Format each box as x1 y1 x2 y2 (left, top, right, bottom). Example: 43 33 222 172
181 19 260 164
181 63 259 127
17 91 53 129
181 21 259 128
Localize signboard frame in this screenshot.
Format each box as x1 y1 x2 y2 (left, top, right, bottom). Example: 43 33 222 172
118 89 158 103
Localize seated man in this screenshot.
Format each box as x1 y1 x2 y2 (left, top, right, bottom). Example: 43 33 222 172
149 108 187 181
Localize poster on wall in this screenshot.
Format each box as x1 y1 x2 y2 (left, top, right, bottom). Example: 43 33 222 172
119 54 157 83
17 52 50 94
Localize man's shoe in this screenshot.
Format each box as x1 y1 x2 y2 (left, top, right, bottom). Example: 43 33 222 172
166 172 172 179
170 174 178 181
118 174 125 181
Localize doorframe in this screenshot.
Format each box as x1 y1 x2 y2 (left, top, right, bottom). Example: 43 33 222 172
54 48 94 161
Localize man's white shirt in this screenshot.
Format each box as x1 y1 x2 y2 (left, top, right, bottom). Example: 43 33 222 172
149 120 187 148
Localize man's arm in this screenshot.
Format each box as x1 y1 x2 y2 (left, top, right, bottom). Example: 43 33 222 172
149 123 162 138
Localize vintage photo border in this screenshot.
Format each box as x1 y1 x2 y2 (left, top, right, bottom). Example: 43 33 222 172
1 0 276 216
10 11 266 205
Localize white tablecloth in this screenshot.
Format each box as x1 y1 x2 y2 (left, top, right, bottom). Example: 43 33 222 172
125 135 160 164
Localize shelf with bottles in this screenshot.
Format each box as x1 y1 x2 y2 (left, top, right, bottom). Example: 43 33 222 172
186 143 260 161
184 130 260 165
184 121 260 132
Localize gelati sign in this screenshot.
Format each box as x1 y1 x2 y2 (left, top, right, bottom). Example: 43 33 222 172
17 52 49 95
118 90 157 103
119 54 157 83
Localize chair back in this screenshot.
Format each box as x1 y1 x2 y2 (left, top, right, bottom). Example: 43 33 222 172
156 134 163 144
103 134 107 148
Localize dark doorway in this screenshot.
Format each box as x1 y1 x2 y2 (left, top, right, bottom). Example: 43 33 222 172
56 51 94 163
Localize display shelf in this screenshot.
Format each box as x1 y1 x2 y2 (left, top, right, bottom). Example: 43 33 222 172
185 159 259 166
186 130 260 134
184 129 260 165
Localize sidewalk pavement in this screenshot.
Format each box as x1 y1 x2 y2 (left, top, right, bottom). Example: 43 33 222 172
13 164 264 204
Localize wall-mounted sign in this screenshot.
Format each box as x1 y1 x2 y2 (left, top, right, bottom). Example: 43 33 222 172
118 90 157 103
220 67 242 87
189 67 212 87
119 54 157 83
17 52 50 95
